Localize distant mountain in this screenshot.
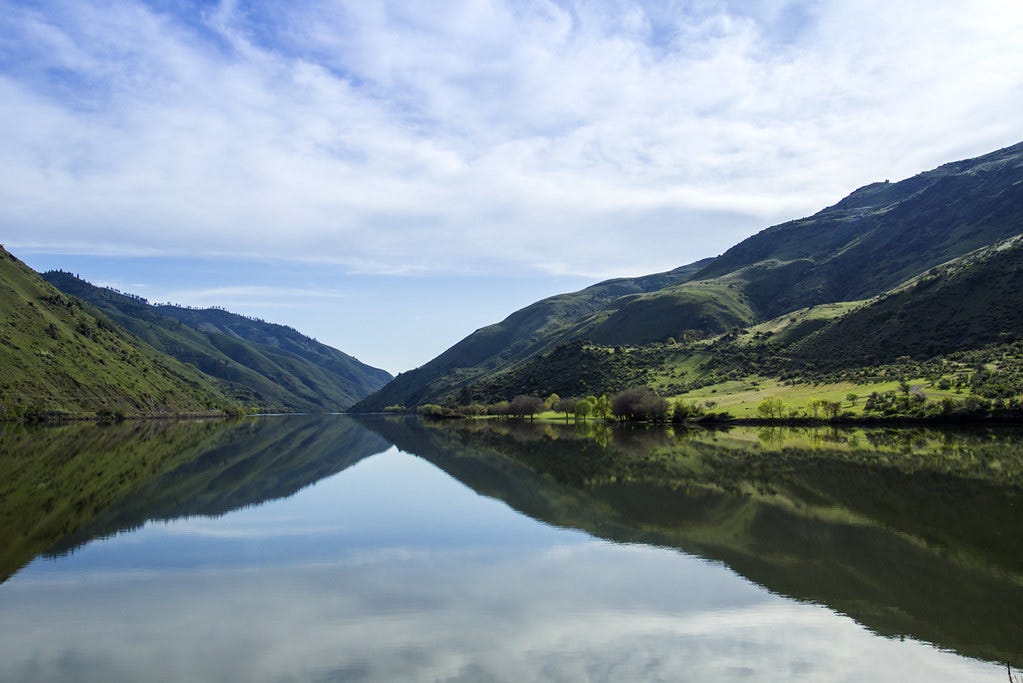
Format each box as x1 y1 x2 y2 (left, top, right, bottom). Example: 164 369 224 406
355 141 1023 409
43 272 392 411
0 246 230 419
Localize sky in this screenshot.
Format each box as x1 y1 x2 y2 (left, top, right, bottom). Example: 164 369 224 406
2 0 1022 373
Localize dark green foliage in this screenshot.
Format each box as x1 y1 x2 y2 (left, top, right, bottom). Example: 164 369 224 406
43 271 392 411
508 395 546 419
468 342 642 404
862 391 1002 420
554 396 577 419
792 236 1023 365
611 387 668 422
670 399 706 422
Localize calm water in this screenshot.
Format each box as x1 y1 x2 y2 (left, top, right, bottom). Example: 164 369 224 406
0 415 1020 682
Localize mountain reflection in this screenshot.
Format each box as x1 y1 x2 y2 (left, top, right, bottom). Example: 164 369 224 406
0 415 389 581
3 414 1020 670
357 416 1023 668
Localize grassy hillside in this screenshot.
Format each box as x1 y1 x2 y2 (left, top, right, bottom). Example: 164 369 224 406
573 279 756 345
791 235 1023 365
356 140 1023 411
44 272 391 411
0 247 231 419
461 252 1023 414
353 259 712 410
356 135 1023 408
694 141 1023 315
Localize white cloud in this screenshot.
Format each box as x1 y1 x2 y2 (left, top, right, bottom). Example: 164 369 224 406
1 0 1022 278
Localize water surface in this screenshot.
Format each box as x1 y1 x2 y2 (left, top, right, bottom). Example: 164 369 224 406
0 415 1019 681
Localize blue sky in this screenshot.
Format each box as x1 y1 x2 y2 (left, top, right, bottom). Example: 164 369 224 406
3 0 1023 373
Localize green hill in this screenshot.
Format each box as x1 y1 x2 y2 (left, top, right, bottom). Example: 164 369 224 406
790 235 1023 365
354 140 1023 410
354 259 713 410
454 235 1023 405
43 272 392 411
0 246 231 419
693 142 1023 315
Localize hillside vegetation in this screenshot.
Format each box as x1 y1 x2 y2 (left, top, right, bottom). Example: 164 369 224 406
0 247 231 419
355 140 1023 412
791 235 1023 364
43 272 392 412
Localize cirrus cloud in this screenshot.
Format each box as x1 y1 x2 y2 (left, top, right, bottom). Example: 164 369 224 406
2 0 1022 278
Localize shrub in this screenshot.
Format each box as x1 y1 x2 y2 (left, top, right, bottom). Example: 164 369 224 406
418 403 454 418
670 399 705 423
611 387 668 422
509 395 546 419
756 397 787 419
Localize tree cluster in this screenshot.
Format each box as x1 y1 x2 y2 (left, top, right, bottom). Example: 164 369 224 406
610 387 668 422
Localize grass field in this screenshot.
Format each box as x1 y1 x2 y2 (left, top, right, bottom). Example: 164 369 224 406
670 375 967 418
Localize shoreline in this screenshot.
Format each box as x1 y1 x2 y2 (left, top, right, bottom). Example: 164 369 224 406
369 411 1023 427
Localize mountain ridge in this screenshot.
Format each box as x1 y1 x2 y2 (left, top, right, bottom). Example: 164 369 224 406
0 246 232 419
354 140 1023 410
42 271 392 412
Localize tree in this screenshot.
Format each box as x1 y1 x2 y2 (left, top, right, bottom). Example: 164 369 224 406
671 399 704 423
545 393 560 411
418 404 450 418
756 397 786 419
509 395 545 419
611 387 668 422
554 396 577 420
806 398 823 418
846 393 859 405
821 400 842 419
593 395 612 420
574 396 595 421
461 403 486 417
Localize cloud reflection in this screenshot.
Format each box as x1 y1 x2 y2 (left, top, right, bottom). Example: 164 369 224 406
0 541 996 682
